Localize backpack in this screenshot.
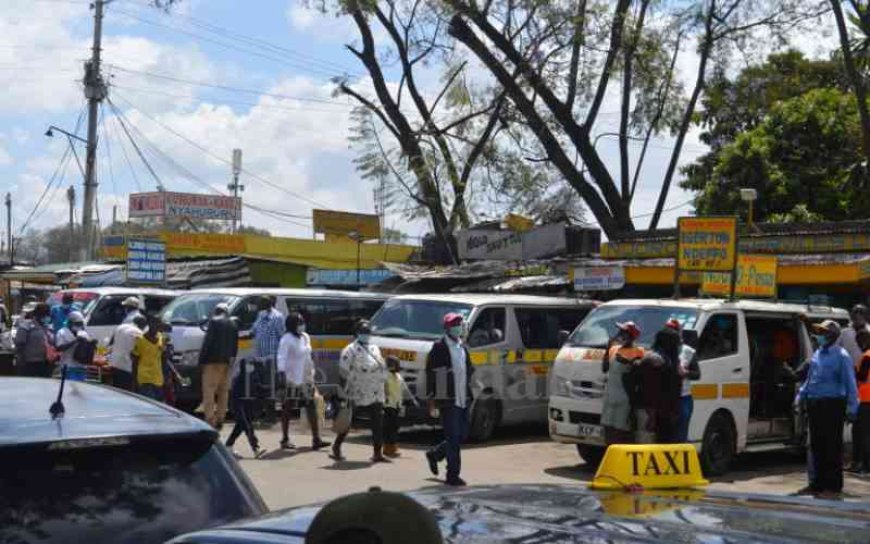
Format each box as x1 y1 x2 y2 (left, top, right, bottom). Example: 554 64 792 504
73 338 97 366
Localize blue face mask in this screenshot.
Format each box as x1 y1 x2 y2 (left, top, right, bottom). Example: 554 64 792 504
814 334 829 347
448 325 463 338
357 334 370 344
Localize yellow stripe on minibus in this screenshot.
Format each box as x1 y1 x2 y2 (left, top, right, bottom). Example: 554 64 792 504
692 384 718 400
524 350 545 363
722 383 750 398
470 351 490 366
544 349 560 362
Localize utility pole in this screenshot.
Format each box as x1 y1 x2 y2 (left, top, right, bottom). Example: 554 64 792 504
82 0 108 261
4 193 11 265
67 186 76 262
228 148 244 234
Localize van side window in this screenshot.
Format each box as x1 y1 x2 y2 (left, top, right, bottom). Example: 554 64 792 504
87 296 127 327
232 297 260 332
698 314 739 361
515 308 585 349
143 296 173 316
286 299 354 335
468 308 506 348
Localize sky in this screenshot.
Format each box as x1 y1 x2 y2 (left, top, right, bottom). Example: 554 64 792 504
0 0 836 245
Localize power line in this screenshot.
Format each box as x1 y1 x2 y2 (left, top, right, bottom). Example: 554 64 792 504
111 101 166 189
111 91 333 209
108 110 144 192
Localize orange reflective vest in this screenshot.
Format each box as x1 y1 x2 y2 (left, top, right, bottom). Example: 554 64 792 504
856 351 870 404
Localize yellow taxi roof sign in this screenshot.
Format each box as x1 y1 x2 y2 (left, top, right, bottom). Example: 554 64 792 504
590 444 709 491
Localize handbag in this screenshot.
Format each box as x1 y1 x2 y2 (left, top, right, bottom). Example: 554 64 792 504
332 401 353 434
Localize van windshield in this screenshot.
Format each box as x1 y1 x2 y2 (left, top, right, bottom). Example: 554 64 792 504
568 305 699 348
161 294 239 326
370 299 473 340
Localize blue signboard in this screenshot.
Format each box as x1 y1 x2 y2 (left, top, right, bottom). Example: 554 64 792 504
306 268 394 286
127 238 166 285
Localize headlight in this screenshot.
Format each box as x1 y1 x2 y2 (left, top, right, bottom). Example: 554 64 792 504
551 374 571 397
178 351 200 367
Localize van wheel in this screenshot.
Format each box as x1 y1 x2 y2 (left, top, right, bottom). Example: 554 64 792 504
701 412 736 476
469 398 499 442
576 445 605 470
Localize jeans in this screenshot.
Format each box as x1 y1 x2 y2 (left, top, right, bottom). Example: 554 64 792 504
227 397 259 451
384 407 400 445
430 404 470 481
807 397 846 492
677 395 694 442
201 363 231 428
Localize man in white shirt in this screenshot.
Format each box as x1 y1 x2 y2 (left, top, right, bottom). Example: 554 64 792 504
841 305 869 364
109 315 146 391
425 313 474 486
121 297 144 325
55 311 95 382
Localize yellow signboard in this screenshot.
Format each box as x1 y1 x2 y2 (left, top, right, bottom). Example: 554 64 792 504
590 444 709 491
702 254 778 298
313 209 380 239
504 213 535 232
677 217 737 271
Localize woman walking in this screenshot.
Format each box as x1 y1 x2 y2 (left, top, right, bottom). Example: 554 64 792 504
332 320 389 462
600 322 645 445
799 320 859 498
276 313 330 450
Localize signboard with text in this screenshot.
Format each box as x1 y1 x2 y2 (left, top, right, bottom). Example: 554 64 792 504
126 238 166 285
573 265 626 291
702 254 777 298
306 268 394 286
129 192 242 221
677 217 737 272
457 223 567 261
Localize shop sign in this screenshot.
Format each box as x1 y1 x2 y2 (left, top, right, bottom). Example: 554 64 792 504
306 268 394 286
677 217 737 272
312 209 380 239
702 254 777 298
126 238 166 285
573 265 626 291
162 232 246 254
457 223 566 261
129 192 242 221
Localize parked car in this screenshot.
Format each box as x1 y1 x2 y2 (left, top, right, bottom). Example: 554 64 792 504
0 376 267 543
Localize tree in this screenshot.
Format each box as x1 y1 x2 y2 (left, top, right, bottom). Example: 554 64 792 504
381 227 409 244
687 88 870 222
443 0 829 235
682 50 850 216
237 225 271 237
830 0 870 158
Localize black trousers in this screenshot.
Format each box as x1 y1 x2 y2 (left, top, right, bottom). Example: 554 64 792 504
853 403 870 471
18 360 51 378
384 407 400 444
334 402 383 453
807 397 846 493
226 397 259 451
112 369 134 391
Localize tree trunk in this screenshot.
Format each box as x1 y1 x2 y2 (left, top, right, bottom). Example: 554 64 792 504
831 0 870 160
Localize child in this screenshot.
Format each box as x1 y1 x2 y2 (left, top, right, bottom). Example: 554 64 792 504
383 356 405 458
132 317 166 402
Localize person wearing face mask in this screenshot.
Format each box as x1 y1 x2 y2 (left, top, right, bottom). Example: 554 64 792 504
601 321 645 445
276 312 330 451
798 320 859 498
198 303 239 429
54 311 95 382
14 303 53 377
424 313 474 486
331 320 388 462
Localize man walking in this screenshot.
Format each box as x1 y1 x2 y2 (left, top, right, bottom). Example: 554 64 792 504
425 313 474 486
799 320 859 498
199 303 238 429
121 297 144 325
251 296 285 396
109 315 146 391
14 303 52 377
840 305 870 472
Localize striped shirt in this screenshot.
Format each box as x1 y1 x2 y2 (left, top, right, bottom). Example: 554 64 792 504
252 308 285 359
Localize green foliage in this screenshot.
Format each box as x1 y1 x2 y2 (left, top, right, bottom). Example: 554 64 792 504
686 87 869 222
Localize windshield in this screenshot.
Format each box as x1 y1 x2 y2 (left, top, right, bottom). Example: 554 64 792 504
47 291 99 316
568 305 699 348
370 299 473 340
161 294 239 326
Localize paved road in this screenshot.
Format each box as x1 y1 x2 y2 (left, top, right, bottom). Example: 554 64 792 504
226 422 870 510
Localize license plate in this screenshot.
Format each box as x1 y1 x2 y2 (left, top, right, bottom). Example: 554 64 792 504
578 424 602 439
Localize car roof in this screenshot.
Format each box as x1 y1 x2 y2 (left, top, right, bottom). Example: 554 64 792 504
181 288 389 300
386 293 597 307
0 378 213 448
600 298 850 318
58 287 181 297
171 484 870 544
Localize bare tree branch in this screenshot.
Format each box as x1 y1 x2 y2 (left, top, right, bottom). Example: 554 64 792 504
584 0 632 128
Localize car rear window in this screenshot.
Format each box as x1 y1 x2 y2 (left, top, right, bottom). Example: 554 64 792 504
0 434 266 543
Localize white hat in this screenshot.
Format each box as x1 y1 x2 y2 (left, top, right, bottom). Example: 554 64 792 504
121 296 142 309
68 311 85 324
214 302 229 314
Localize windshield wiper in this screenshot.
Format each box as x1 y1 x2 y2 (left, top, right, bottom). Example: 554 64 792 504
373 330 409 338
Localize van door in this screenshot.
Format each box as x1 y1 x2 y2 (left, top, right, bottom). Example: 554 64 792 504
231 296 260 360
694 311 749 449
86 295 129 345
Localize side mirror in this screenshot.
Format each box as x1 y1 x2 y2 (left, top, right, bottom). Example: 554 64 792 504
682 329 699 349
558 330 571 345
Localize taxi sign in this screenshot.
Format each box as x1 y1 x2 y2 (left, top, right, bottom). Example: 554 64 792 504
590 444 709 491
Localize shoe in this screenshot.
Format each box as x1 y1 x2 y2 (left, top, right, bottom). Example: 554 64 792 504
791 486 817 496
253 446 266 459
371 455 392 463
425 451 439 476
815 490 843 500
330 447 345 461
280 439 296 450
445 477 467 487
385 447 401 459
229 449 243 460
312 439 331 450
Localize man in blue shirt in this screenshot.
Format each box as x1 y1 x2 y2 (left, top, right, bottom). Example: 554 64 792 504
251 296 285 397
50 293 76 333
799 320 859 498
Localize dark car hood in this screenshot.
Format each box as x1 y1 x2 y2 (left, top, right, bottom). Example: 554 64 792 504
172 484 870 543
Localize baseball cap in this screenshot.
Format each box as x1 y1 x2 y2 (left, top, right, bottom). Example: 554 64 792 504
214 302 230 314
21 302 37 314
616 321 641 340
812 319 841 336
121 296 141 309
68 311 85 324
442 313 464 327
305 487 443 544
665 318 682 331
